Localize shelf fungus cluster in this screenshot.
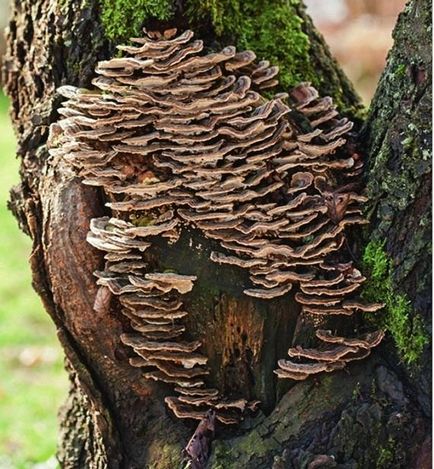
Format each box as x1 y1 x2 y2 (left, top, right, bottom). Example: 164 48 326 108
271 85 385 380
49 28 384 424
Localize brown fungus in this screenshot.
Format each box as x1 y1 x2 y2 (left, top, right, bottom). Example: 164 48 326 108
51 30 383 426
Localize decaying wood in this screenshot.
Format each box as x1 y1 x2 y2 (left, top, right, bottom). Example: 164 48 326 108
49 28 384 438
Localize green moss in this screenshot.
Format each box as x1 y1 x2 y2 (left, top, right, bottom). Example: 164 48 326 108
394 63 407 78
146 441 183 468
186 0 316 89
210 441 235 469
351 382 361 401
361 240 428 364
376 437 395 468
100 0 174 41
211 428 280 469
129 214 155 226
98 0 360 115
186 0 363 115
238 5 315 89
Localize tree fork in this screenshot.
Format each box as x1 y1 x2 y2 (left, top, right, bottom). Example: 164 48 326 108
3 0 431 467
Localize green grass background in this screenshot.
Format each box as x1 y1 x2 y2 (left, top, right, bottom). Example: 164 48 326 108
0 92 68 468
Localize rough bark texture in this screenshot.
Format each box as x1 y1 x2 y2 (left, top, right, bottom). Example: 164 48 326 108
362 0 432 418
2 0 431 468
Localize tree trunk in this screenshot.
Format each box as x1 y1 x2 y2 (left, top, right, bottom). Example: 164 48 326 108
3 0 431 468
362 0 432 419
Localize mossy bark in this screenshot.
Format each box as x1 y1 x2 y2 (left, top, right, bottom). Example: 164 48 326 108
361 0 432 417
3 0 431 468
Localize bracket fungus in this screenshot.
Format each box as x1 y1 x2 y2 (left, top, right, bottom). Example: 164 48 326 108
50 28 384 429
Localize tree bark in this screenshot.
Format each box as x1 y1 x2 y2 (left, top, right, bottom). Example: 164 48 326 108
3 0 431 468
362 0 432 419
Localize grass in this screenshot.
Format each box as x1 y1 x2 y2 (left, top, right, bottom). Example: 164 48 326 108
0 92 68 468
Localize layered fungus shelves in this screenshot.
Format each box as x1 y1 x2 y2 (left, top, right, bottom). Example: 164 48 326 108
49 28 384 425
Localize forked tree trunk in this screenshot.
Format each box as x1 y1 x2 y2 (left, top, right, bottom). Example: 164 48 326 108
3 0 431 467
